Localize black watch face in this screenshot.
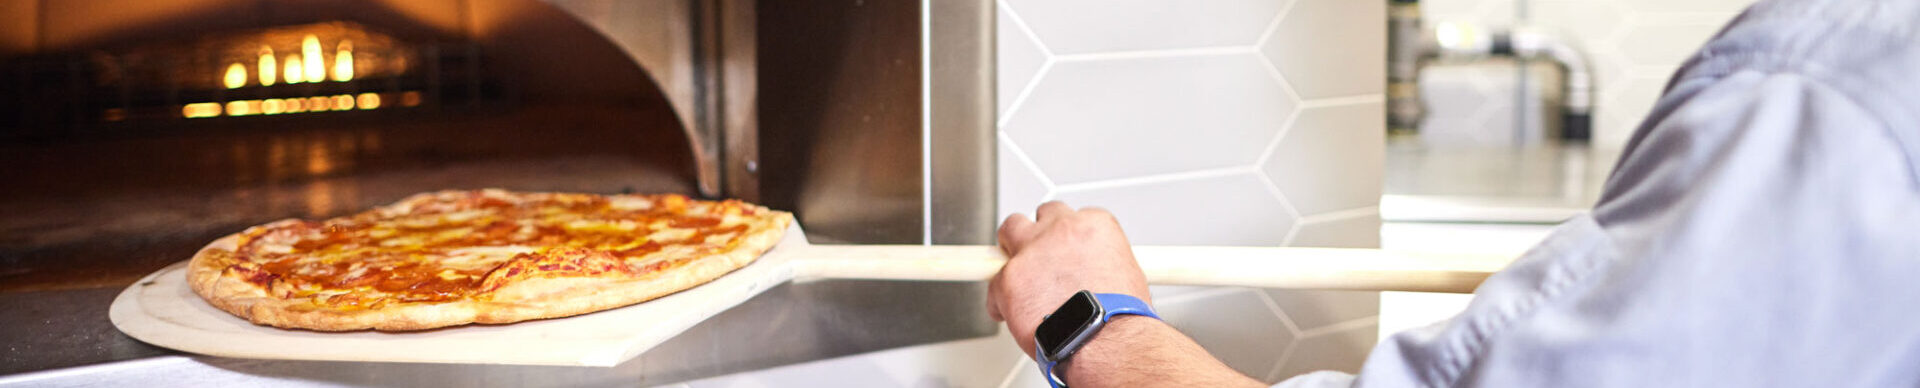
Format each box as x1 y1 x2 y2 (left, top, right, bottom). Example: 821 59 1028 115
1034 290 1101 360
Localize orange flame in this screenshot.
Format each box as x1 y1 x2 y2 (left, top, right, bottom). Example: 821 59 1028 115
223 63 247 89
302 35 324 83
284 54 306 83
333 40 355 82
356 93 380 109
257 46 277 86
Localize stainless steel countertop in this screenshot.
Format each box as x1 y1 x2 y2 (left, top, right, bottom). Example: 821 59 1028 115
0 288 174 375
1383 137 1620 223
1 280 992 387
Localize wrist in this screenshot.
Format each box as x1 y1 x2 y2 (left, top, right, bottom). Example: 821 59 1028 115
1056 314 1156 384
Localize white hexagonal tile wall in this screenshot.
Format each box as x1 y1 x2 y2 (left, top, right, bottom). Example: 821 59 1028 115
1289 211 1381 249
1262 289 1381 332
1004 359 1049 388
1003 54 1298 185
1262 102 1385 216
1052 173 1295 246
997 5 1049 118
1271 322 1378 380
1261 0 1387 99
992 2 1387 382
1002 0 1288 55
997 141 1052 222
1158 289 1297 383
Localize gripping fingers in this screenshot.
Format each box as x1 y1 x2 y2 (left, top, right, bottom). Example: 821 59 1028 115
998 213 1035 254
1035 201 1074 222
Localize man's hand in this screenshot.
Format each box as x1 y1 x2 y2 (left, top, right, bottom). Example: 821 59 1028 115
988 202 1265 387
988 201 1152 357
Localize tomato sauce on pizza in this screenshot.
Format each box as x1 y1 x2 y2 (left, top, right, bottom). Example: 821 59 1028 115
187 189 792 331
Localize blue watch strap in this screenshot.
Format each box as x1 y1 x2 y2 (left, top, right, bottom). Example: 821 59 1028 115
1038 346 1064 388
1095 293 1159 321
1037 293 1159 388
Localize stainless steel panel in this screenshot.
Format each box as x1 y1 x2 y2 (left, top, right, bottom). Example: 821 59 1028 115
545 0 725 197
3 218 992 386
0 280 992 388
928 0 997 245
718 0 761 203
756 0 927 244
555 0 996 242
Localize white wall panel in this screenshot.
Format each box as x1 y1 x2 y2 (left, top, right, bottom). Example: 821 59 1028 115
996 0 1385 383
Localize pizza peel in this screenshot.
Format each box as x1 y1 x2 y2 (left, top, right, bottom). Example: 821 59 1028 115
109 222 1511 367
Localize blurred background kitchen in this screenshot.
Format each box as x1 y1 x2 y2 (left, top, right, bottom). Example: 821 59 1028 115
0 0 1756 387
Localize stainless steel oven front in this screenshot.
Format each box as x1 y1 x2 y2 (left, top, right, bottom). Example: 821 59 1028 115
0 0 995 385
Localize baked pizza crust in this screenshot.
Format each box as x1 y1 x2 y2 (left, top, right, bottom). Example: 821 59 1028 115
186 194 793 332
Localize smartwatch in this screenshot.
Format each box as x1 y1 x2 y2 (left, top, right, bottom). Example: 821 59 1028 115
1031 290 1161 388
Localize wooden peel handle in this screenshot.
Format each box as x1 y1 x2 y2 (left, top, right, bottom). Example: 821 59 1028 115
785 245 1512 294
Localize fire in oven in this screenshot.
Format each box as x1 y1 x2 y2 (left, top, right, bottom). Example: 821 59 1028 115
3 21 490 137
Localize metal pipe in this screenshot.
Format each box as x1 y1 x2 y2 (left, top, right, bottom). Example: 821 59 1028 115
1386 1 1596 141
1386 1 1426 134
1501 27 1594 141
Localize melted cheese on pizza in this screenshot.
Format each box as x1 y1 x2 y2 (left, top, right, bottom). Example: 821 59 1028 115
227 190 762 308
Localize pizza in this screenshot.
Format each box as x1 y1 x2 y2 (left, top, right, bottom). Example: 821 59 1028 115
186 189 793 331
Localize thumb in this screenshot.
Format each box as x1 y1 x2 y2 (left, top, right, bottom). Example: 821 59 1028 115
986 269 1007 322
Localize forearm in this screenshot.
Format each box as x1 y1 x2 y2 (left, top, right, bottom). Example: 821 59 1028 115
1059 316 1266 388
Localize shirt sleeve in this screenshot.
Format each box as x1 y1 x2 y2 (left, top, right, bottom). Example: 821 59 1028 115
1277 0 1920 386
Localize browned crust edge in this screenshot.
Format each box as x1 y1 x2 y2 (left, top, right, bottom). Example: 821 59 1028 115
186 201 793 332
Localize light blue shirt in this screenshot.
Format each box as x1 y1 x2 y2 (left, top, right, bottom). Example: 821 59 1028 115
1285 0 1920 386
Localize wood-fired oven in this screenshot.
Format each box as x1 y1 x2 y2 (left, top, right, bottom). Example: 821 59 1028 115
0 0 994 385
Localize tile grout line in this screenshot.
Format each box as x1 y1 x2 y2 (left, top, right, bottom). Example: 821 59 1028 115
1296 206 1381 225
1050 166 1255 194
1252 42 1306 111
1252 0 1299 50
1155 285 1254 306
996 0 1055 57
1256 284 1305 383
1280 221 1304 247
1266 334 1302 383
1253 169 1298 218
992 0 1054 129
1297 93 1386 108
1052 46 1258 63
1251 98 1305 169
997 130 1058 192
996 357 1031 388
1253 172 1304 245
1254 287 1306 337
1297 315 1381 339
994 59 1053 129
